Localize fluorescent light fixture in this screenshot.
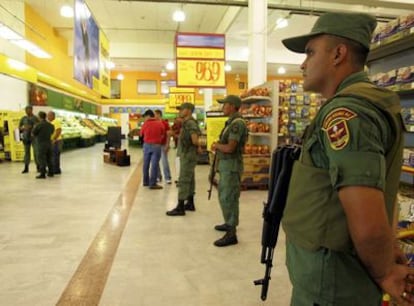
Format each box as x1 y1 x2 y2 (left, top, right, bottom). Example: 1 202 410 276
275 17 288 29
161 87 169 94
224 64 232 72
173 10 186 22
198 89 204 94
160 70 167 77
166 61 175 70
0 23 51 58
0 24 22 40
278 66 286 74
116 73 124 80
7 58 27 71
106 61 115 69
60 5 74 18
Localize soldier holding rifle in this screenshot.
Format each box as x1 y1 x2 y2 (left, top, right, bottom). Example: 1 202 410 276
279 12 412 305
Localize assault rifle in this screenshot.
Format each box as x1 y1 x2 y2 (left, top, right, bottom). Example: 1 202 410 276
207 151 218 200
254 145 301 301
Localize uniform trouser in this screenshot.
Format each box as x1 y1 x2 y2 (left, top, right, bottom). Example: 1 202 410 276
23 141 38 167
37 143 53 175
142 143 162 186
218 170 241 228
51 140 62 173
286 240 382 306
178 153 197 200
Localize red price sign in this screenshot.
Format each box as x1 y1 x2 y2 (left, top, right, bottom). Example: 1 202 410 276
177 60 225 87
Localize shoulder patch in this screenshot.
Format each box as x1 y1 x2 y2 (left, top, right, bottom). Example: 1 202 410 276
322 108 357 151
231 123 239 134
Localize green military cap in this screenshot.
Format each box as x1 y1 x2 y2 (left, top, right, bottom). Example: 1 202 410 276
282 12 377 53
178 102 195 111
217 95 242 107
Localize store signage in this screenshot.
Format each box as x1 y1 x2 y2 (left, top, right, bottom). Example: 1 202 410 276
177 60 225 87
99 30 111 98
175 33 226 88
169 87 195 107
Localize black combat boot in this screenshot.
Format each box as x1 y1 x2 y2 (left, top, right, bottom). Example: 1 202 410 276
21 165 29 174
166 200 185 216
214 223 231 232
214 227 238 247
184 195 195 211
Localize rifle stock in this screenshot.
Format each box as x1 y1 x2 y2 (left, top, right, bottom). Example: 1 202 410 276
254 145 301 301
207 152 218 200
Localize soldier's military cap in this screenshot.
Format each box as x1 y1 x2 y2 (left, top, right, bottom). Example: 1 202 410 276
217 95 242 108
282 12 377 53
178 102 195 111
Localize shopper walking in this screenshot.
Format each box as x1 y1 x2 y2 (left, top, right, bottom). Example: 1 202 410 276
32 111 54 179
154 109 172 184
280 12 411 306
211 95 247 247
19 105 39 173
140 109 165 189
166 103 201 216
47 111 63 174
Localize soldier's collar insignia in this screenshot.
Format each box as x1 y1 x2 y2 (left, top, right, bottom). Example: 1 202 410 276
322 108 357 150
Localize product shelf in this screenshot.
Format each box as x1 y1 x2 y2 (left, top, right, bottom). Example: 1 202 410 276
241 96 272 104
402 166 414 174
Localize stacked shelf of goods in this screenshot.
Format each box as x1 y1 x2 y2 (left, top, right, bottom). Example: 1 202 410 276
278 80 323 145
240 85 274 189
367 12 414 306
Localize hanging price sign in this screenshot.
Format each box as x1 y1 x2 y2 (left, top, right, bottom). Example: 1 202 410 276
175 33 226 88
169 87 195 107
177 60 225 87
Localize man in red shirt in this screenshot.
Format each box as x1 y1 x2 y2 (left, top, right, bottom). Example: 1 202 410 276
154 109 172 184
140 109 165 189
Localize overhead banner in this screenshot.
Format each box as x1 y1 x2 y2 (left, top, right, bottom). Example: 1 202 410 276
175 33 226 88
74 0 111 98
169 87 195 108
99 30 111 98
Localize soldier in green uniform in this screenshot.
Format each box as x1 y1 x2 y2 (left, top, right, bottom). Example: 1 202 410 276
166 103 201 216
280 12 414 305
211 95 247 247
19 105 39 173
32 111 54 179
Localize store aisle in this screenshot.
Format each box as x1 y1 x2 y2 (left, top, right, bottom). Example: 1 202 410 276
0 144 291 306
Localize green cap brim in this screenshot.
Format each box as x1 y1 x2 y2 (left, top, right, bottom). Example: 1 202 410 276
282 33 321 53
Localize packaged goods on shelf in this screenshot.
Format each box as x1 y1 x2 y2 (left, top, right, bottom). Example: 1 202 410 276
403 148 414 167
398 193 414 224
371 13 414 47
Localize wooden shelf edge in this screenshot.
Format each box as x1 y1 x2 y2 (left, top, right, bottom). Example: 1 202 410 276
368 32 414 63
241 96 272 103
402 165 414 174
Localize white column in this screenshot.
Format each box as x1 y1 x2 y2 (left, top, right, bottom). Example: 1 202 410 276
248 0 267 88
203 88 213 111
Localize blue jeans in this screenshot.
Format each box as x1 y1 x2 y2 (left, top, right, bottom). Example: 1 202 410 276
157 146 171 181
51 140 62 174
143 143 162 186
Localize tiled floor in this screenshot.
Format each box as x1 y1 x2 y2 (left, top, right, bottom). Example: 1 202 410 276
0 143 292 306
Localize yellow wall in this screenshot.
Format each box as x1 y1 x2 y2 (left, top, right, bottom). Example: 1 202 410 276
24 4 100 100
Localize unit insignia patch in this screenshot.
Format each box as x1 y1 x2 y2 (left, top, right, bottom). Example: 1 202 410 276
322 108 357 150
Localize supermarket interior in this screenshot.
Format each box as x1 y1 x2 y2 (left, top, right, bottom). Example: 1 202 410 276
0 0 414 305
